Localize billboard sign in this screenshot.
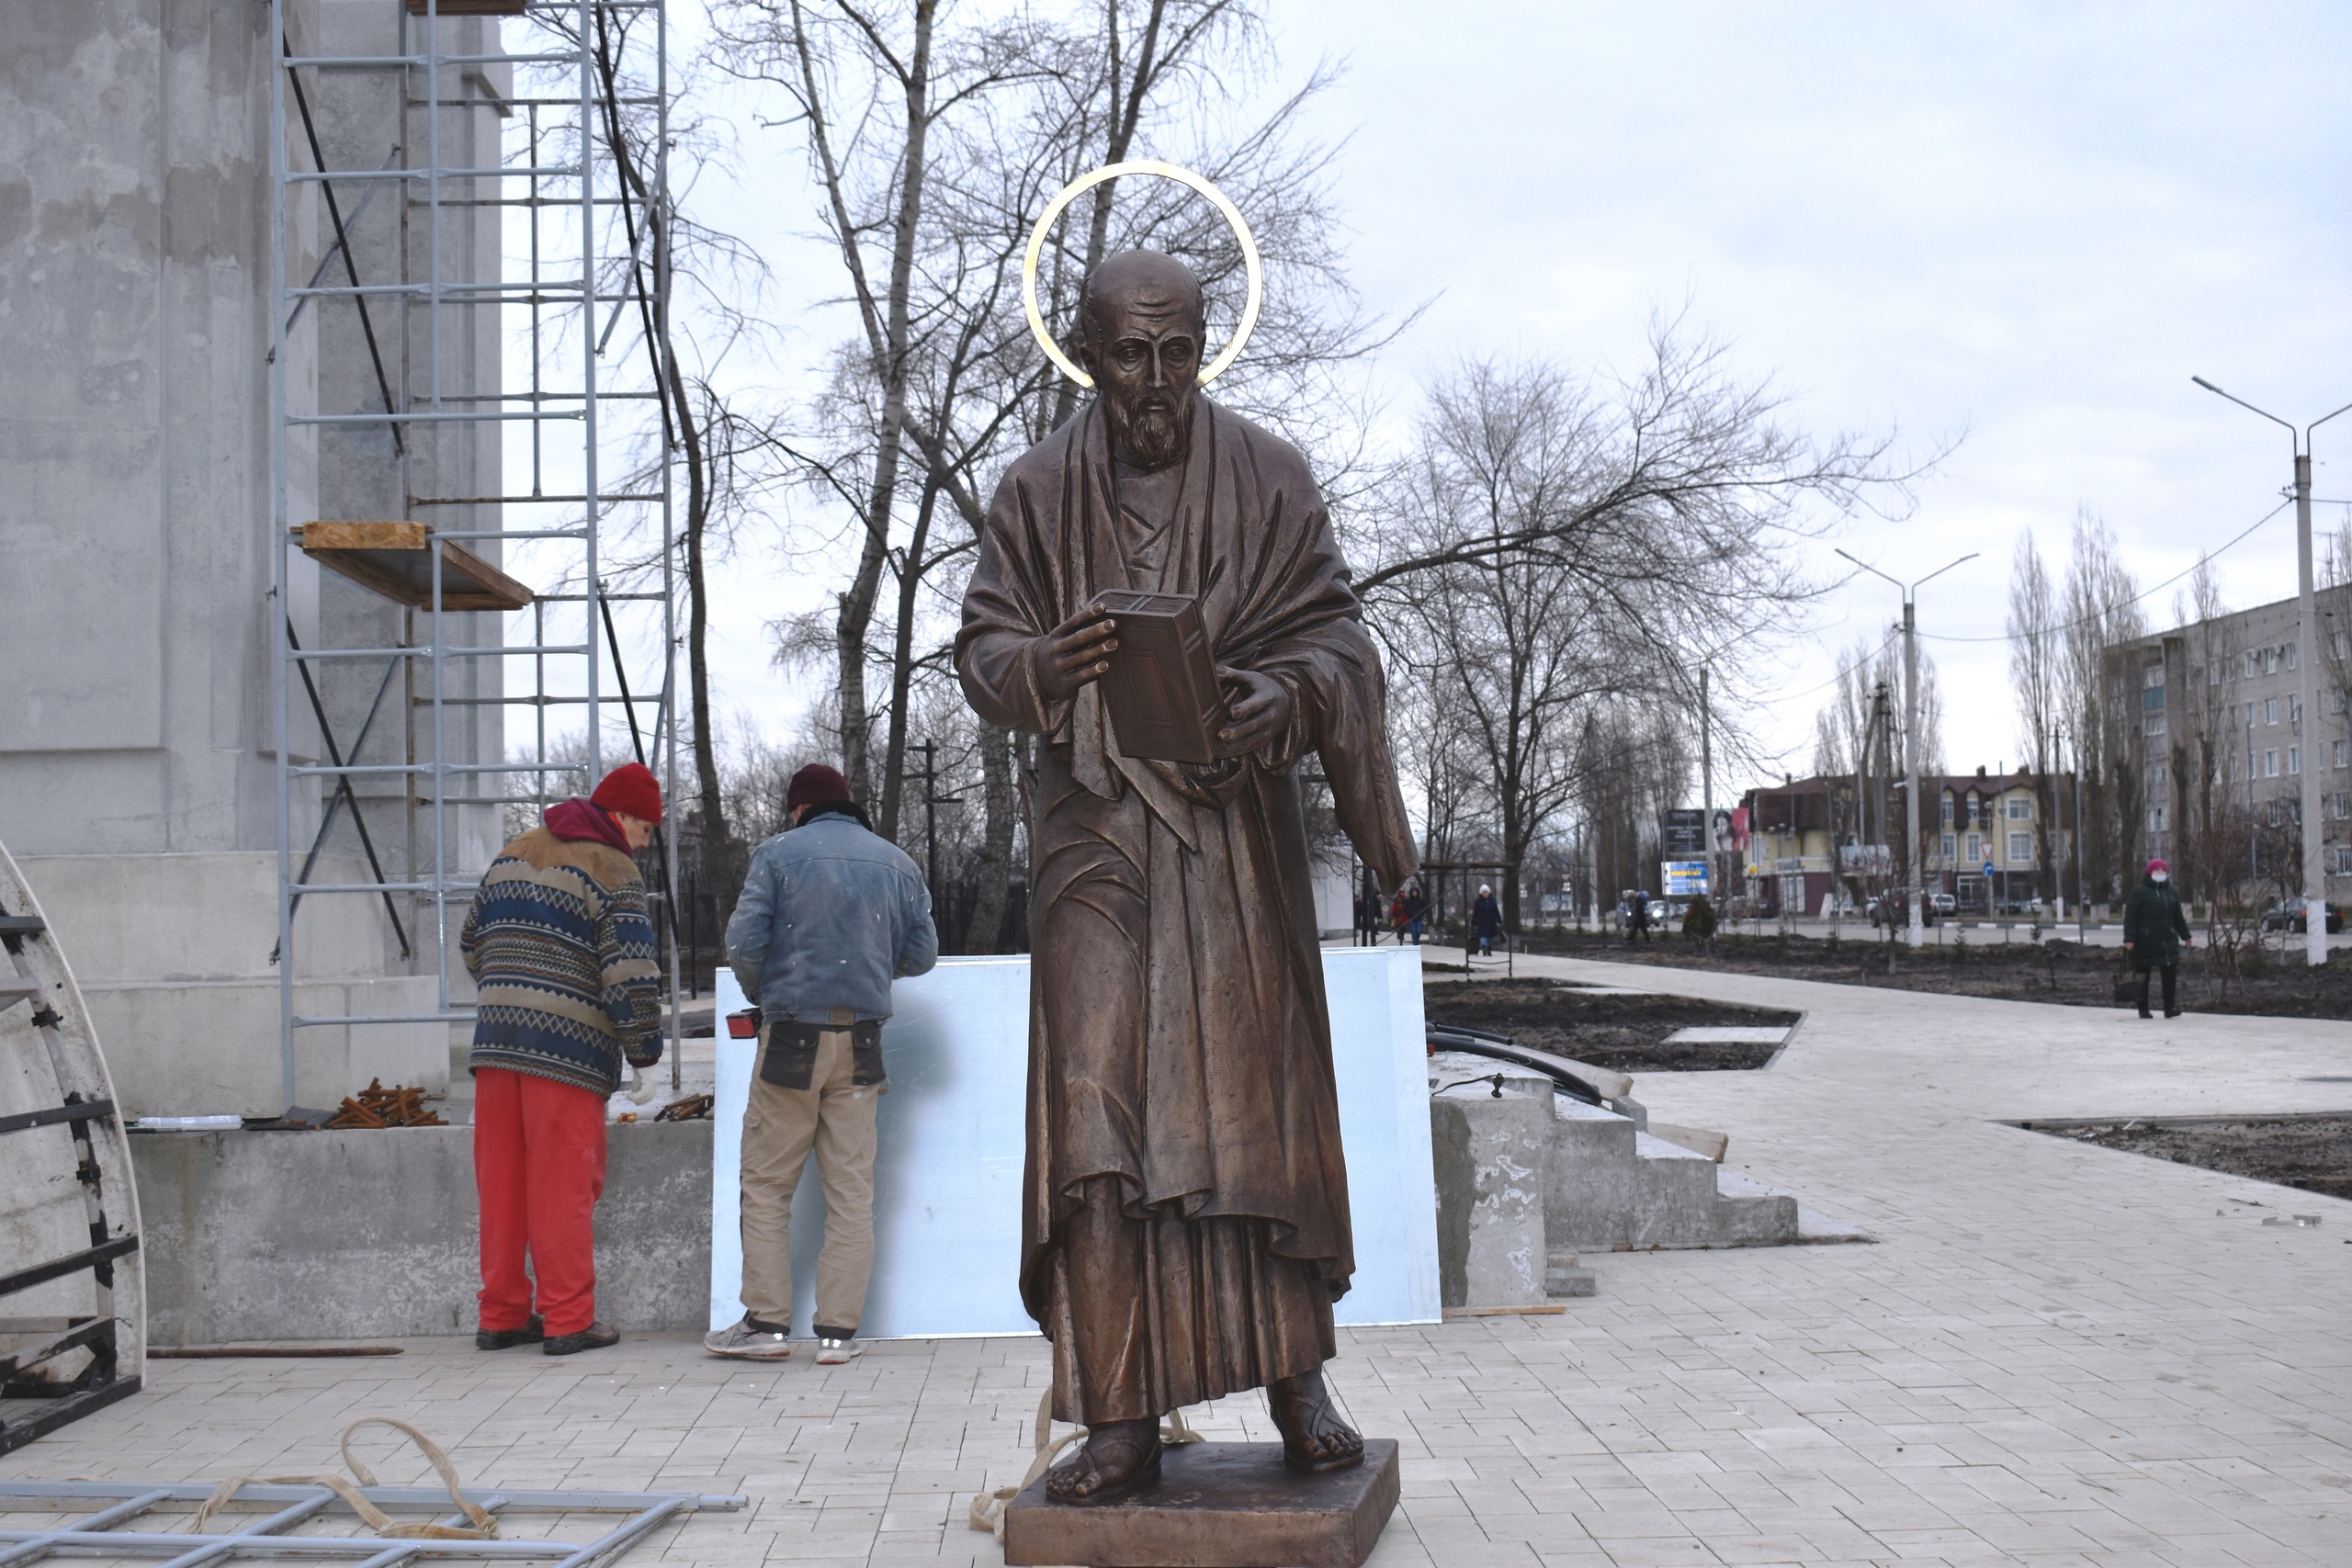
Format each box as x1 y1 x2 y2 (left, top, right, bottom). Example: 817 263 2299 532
1662 859 1709 897
1663 808 1707 857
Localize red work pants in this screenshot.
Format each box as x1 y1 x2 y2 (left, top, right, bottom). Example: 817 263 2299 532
473 1067 606 1336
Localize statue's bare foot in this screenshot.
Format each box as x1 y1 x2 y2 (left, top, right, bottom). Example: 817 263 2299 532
1268 1368 1364 1473
1044 1417 1162 1506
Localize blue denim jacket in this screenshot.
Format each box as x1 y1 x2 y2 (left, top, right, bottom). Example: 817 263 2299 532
724 808 939 1022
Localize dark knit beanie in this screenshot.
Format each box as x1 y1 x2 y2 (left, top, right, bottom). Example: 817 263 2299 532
786 763 854 814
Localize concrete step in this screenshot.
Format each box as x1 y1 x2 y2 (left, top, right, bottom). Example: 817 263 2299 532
1542 1098 1805 1254
1704 1165 1804 1246
1544 1253 1597 1297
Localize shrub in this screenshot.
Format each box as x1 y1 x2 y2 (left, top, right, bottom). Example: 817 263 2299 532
1681 894 1716 942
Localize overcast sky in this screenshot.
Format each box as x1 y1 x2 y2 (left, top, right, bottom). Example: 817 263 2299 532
634 0 2352 797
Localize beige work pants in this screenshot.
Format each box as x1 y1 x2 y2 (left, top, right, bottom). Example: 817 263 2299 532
739 1018 880 1336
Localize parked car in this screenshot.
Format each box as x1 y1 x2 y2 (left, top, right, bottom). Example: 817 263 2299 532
2260 900 2345 934
1868 890 1938 928
1929 892 1958 916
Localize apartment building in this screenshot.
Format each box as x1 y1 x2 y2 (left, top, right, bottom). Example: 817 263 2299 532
2107 586 2352 897
1740 767 2075 917
1921 767 2078 911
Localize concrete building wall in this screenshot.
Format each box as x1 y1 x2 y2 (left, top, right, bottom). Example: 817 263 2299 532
1 0 303 856
1 1 507 1111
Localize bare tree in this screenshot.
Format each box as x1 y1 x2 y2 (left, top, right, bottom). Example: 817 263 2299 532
1813 636 1897 777
2172 553 2234 917
497 6 817 970
1916 652 1948 773
1373 343 1922 927
724 0 1397 949
2059 507 2145 901
2007 532 2061 900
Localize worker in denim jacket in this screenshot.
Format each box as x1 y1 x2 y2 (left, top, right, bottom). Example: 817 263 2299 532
708 763 937 1364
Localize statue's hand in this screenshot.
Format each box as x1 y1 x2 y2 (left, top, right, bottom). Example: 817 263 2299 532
1216 667 1291 753
1035 606 1119 705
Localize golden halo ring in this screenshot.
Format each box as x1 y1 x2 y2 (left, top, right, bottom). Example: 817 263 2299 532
1021 159 1262 389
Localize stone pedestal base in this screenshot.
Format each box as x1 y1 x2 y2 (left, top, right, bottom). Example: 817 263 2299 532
1002 1438 1399 1568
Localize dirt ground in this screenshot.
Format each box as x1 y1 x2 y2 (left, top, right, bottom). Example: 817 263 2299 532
1515 929 2352 1019
2018 1113 2352 1201
1421 980 1800 1072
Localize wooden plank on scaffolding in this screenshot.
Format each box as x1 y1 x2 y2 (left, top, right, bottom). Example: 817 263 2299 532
299 522 535 613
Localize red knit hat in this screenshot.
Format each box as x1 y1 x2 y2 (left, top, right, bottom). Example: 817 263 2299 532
2146 857 2168 874
786 763 853 814
590 761 662 822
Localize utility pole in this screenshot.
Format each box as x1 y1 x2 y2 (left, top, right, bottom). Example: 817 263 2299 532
2070 719 2086 931
2195 375 2351 965
1836 547 1976 947
912 739 962 919
2248 709 2259 895
1701 665 1714 904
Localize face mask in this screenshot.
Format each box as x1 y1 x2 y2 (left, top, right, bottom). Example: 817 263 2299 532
2153 872 2169 884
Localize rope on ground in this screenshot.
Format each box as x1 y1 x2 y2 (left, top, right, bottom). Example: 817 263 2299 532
965 1392 1205 1540
185 1417 497 1540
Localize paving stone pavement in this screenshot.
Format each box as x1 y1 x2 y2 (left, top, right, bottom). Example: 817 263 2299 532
6 954 2349 1567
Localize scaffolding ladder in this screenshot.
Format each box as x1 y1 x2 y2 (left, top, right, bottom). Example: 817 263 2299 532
268 0 682 1111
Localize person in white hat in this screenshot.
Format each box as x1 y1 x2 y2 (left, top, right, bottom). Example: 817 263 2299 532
1472 884 1502 958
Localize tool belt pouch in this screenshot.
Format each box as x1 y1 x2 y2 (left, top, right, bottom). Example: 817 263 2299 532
757 1021 822 1090
756 1019 887 1090
847 1020 886 1088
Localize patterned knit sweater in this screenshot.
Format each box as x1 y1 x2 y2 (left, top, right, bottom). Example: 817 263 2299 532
461 815 662 1095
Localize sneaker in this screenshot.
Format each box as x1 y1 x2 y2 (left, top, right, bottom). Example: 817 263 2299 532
476 1315 544 1351
815 1336 863 1365
705 1316 793 1360
543 1322 619 1356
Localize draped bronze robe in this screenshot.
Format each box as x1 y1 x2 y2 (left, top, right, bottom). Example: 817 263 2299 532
956 399 1417 1422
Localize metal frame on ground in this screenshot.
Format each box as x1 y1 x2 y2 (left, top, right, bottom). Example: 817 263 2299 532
0 1481 744 1568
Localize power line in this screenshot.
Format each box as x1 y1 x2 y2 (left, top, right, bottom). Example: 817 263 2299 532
1915 498 2292 647
1769 626 1903 705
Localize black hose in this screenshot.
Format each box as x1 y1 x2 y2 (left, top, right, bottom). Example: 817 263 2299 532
1426 1028 1607 1107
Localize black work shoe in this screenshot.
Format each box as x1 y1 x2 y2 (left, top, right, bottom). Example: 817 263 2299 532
476 1316 544 1351
543 1322 619 1356
2138 1011 2154 1020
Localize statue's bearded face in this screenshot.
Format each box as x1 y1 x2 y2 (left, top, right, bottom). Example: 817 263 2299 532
1080 254 1204 472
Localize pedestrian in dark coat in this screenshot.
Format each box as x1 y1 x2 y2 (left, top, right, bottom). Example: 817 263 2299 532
1404 884 1430 946
1627 890 1653 944
1472 886 1502 957
2122 857 2192 1019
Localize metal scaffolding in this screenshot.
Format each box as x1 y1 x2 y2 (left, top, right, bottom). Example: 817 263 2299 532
0 1478 744 1568
270 0 681 1111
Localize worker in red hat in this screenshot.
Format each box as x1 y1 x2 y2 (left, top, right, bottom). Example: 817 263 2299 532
460 761 665 1355
707 763 935 1364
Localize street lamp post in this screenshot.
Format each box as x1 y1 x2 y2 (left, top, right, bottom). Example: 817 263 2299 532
2192 376 2352 966
1834 547 1978 948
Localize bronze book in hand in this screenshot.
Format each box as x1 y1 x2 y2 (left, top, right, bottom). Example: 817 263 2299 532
1091 591 1232 763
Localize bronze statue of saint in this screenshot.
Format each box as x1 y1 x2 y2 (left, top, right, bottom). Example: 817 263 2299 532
956 249 1419 1505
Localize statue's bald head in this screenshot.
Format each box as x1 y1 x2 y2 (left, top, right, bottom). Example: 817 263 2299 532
1078 250 1206 471
1079 250 1206 347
